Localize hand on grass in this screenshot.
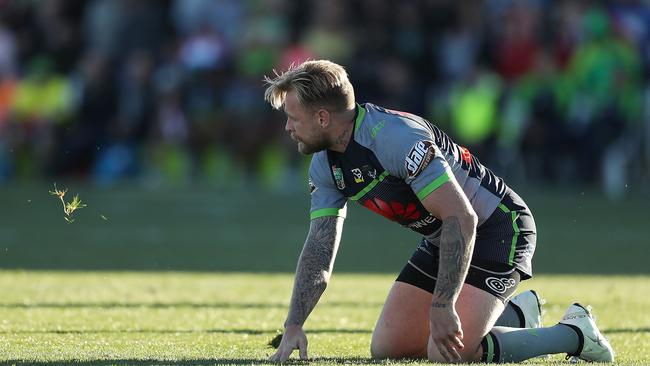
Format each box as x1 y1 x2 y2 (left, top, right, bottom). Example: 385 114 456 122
269 325 308 362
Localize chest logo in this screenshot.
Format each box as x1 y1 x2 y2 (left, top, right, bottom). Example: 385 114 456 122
405 140 435 178
332 165 345 190
361 165 377 179
351 168 364 183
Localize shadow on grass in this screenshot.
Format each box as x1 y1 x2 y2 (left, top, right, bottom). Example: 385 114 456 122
0 301 382 309
602 327 650 334
2 357 405 365
0 328 371 335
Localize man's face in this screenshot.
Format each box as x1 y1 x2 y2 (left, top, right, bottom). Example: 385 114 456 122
284 90 328 154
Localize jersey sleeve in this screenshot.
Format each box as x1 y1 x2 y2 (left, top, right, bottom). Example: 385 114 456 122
373 117 453 201
308 152 348 220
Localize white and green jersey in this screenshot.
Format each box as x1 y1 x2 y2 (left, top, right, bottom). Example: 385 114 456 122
308 103 508 241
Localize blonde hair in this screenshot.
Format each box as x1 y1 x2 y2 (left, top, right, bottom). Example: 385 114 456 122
264 60 355 113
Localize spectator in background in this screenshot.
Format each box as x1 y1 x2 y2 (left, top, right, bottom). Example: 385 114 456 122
493 2 541 82
448 65 502 164
171 0 244 47
83 0 165 62
94 49 154 183
602 3 649 198
0 0 647 198
148 83 192 185
10 57 73 177
54 51 116 177
0 22 16 181
564 7 642 183
376 58 422 113
500 47 564 183
302 0 352 63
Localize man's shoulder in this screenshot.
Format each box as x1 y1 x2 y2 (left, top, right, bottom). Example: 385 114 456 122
308 151 333 180
358 104 433 151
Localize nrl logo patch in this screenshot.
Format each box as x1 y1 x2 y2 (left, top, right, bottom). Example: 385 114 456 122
332 165 345 190
405 140 435 178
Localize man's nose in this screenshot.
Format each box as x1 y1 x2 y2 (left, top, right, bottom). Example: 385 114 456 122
285 118 292 132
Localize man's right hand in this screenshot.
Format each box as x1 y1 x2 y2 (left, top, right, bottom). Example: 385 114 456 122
269 325 308 362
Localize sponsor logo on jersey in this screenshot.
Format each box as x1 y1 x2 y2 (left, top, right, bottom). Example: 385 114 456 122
459 146 473 164
332 165 345 190
406 214 438 229
485 277 517 294
405 140 435 178
371 120 385 139
362 197 421 222
308 178 317 194
351 168 364 183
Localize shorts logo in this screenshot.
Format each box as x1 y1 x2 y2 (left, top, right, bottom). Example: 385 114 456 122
485 277 516 294
405 140 435 178
351 168 364 183
332 165 345 190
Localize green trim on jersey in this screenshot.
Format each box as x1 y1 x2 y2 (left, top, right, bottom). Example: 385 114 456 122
354 104 367 132
496 203 520 265
310 208 346 220
349 171 389 201
416 171 450 200
509 211 520 265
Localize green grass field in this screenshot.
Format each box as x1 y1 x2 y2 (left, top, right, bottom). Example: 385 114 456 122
1 183 649 365
0 272 648 365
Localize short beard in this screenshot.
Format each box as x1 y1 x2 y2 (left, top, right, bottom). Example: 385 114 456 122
297 138 328 155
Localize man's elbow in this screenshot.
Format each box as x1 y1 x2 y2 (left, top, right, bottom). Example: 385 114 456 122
467 209 478 228
310 269 332 290
455 208 478 231
321 269 332 284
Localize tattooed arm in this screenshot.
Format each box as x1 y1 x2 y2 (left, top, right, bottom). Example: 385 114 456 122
269 216 344 362
286 215 343 325
420 178 477 362
433 214 476 305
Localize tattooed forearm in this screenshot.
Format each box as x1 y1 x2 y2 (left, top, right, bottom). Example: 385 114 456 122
285 216 343 327
433 216 475 303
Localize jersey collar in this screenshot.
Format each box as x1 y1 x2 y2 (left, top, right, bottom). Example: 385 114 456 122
354 103 367 133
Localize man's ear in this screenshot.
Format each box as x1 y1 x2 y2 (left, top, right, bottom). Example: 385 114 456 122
316 109 330 128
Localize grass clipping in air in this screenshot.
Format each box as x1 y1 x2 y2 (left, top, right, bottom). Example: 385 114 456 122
49 183 87 223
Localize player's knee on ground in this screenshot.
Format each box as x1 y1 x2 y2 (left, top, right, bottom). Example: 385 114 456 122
370 331 426 359
369 338 388 359
369 332 399 359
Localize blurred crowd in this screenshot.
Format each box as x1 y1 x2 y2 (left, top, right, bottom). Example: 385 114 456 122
0 0 649 197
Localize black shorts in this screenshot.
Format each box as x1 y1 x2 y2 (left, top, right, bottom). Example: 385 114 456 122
396 239 521 302
396 189 536 302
